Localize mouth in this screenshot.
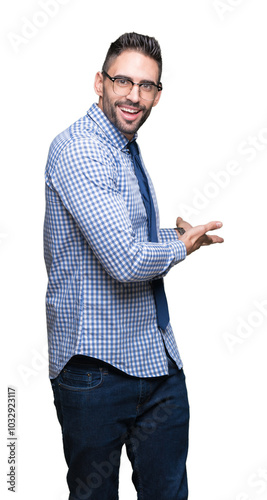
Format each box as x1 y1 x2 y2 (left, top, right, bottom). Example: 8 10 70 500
117 105 143 121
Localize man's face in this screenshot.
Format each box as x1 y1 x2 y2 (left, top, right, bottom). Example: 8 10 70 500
94 50 161 140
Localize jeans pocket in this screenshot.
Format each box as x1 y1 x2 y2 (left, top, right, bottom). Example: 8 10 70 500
58 365 103 392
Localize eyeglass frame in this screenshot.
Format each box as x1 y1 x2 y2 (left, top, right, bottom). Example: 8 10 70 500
102 70 163 100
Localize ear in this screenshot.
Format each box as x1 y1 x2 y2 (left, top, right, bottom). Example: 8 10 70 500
152 86 162 108
94 71 104 98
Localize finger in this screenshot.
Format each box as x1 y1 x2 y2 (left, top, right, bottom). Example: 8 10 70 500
202 235 224 245
176 216 183 226
203 221 223 233
185 222 223 240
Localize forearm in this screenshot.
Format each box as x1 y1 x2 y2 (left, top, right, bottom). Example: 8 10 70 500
159 228 181 244
96 236 187 283
49 146 186 283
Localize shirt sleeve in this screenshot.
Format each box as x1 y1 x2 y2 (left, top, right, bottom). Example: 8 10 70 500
159 228 182 244
49 138 187 283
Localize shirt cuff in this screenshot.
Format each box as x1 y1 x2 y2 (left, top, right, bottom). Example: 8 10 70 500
159 228 179 243
172 238 187 263
153 236 186 280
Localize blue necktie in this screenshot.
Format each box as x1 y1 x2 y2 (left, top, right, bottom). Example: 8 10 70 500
128 140 170 330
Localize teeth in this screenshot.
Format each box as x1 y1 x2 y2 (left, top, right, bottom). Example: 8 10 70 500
120 107 139 114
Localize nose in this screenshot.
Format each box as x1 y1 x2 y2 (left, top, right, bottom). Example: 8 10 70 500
127 83 140 103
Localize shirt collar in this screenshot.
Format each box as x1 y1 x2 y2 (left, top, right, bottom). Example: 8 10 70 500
87 103 138 152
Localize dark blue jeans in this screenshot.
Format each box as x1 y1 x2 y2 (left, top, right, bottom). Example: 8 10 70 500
51 354 190 500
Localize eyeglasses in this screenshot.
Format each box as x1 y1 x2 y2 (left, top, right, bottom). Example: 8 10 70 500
102 71 162 101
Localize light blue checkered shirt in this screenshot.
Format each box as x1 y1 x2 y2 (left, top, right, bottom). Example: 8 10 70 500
44 103 187 379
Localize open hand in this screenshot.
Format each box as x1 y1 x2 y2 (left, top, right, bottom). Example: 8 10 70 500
175 217 224 256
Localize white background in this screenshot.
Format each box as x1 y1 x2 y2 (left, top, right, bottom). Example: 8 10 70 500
1 1 267 499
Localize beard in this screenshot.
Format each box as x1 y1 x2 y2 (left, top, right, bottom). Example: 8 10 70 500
101 95 153 137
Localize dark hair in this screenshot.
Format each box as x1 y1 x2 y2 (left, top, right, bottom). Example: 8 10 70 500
102 32 162 83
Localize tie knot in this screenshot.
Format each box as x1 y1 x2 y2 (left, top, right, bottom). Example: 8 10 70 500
128 140 139 157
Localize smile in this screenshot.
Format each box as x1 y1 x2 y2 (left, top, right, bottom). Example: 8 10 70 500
120 107 139 114
118 106 142 121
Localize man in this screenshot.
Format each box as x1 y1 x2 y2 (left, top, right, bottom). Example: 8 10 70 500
44 32 223 500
